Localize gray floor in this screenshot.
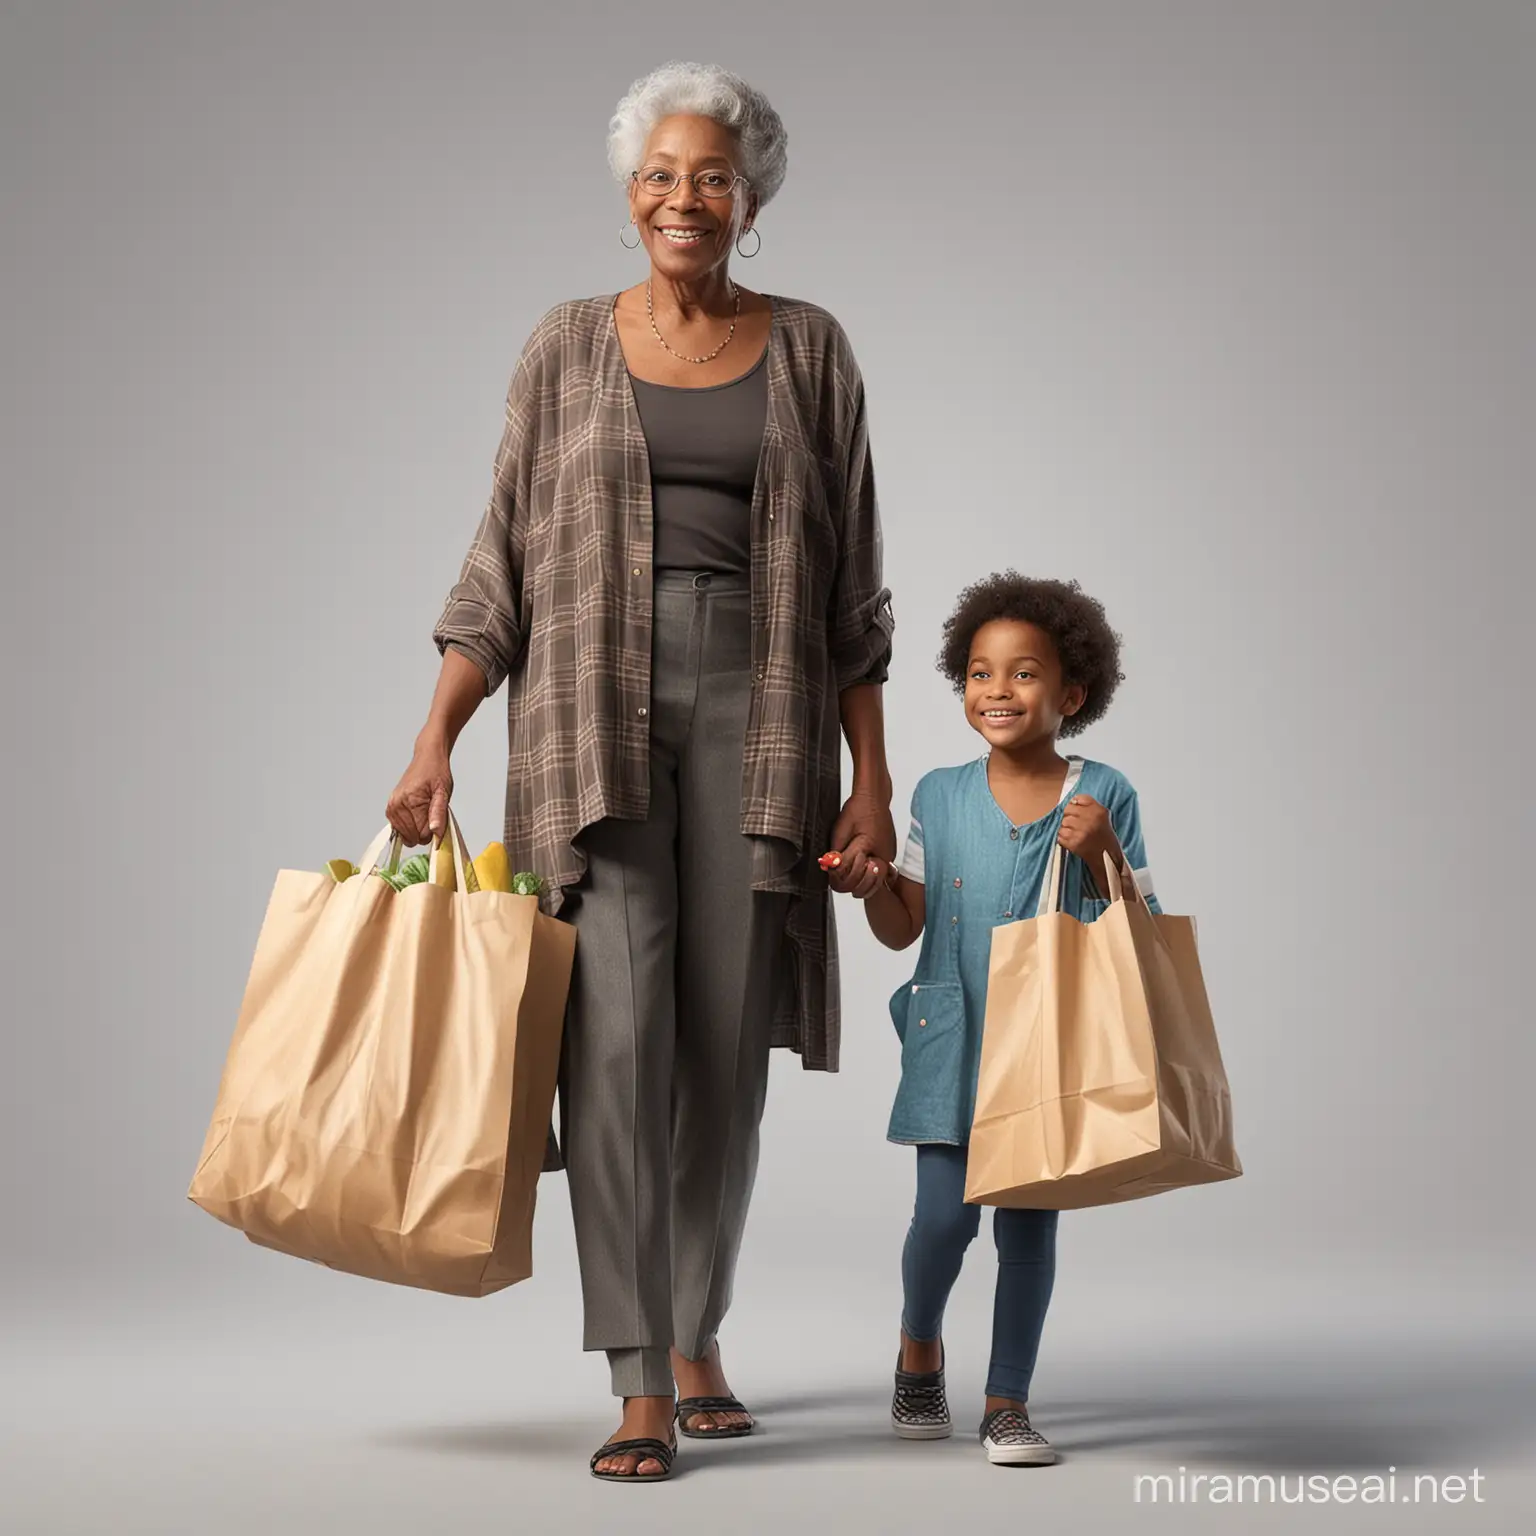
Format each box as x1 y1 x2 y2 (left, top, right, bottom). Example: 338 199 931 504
6 1258 1532 1535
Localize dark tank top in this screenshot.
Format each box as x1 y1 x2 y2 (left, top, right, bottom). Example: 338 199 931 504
629 346 769 574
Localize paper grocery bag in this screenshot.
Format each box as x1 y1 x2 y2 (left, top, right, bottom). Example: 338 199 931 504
188 819 575 1296
965 849 1240 1210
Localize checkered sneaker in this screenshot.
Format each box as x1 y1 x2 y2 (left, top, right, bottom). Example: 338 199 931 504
980 1408 1056 1466
891 1364 952 1440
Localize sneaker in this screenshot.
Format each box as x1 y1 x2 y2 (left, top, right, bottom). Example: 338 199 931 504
979 1407 1056 1465
891 1354 952 1440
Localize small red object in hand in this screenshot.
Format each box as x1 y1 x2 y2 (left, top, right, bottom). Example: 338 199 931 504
818 851 842 871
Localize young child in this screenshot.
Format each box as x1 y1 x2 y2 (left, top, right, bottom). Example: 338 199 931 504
850 571 1159 1467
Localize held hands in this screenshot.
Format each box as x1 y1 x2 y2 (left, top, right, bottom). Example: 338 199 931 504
823 788 897 900
386 739 454 846
1057 794 1123 880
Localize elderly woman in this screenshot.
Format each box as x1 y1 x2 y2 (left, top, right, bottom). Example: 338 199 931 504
387 61 896 1482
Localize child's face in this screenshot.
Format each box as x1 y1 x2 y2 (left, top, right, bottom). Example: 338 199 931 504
964 619 1085 751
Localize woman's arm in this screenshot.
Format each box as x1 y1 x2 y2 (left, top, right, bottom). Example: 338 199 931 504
387 649 487 844
839 681 893 802
420 648 490 755
827 683 897 886
831 677 896 862
823 328 898 886
848 780 924 946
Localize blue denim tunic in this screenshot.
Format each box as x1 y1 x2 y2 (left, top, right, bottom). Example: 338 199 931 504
886 755 1159 1146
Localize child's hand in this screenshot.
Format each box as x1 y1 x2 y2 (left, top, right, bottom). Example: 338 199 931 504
1058 795 1121 873
823 789 898 898
820 849 890 900
850 858 893 901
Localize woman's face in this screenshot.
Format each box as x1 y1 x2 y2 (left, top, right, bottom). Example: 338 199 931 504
627 113 756 283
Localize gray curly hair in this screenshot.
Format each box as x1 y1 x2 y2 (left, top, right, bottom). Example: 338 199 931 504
607 61 789 207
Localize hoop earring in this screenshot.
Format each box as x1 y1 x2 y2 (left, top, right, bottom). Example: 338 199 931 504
735 226 761 259
620 221 641 250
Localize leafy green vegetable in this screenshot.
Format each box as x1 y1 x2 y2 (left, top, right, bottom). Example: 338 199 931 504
357 851 543 898
395 853 432 889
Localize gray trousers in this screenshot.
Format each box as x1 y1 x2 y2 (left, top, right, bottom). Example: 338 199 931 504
562 571 790 1398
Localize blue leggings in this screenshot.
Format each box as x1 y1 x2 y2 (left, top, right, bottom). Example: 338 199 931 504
900 1143 1058 1403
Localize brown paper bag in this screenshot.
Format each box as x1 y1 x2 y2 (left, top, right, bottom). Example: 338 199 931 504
188 818 574 1296
965 849 1240 1209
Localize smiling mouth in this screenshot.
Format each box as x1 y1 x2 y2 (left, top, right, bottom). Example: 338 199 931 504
980 709 1023 720
657 226 711 245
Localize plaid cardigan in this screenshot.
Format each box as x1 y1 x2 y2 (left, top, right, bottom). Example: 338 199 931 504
434 293 894 1074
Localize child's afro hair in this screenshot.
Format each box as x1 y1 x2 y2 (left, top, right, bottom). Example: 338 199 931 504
937 572 1124 738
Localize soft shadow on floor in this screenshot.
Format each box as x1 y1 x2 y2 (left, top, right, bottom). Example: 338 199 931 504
375 1417 943 1471
1035 1344 1536 1470
373 1402 905 1468
376 1417 601 1460
743 1386 887 1416
375 1338 1536 1474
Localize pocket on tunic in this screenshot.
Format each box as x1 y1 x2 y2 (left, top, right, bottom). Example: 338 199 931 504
889 981 967 1135
895 981 964 1056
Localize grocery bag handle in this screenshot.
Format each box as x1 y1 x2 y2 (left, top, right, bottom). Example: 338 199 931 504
1098 850 1141 906
355 813 473 892
356 824 404 882
1035 844 1143 916
434 813 474 892
1039 841 1067 915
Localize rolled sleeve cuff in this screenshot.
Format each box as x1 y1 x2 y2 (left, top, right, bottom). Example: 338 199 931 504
832 597 895 692
433 605 508 697
850 655 891 688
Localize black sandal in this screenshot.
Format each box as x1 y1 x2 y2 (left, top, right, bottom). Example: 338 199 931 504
589 1434 677 1482
675 1395 756 1439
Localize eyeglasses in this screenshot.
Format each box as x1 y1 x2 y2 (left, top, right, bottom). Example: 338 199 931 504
631 165 747 199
